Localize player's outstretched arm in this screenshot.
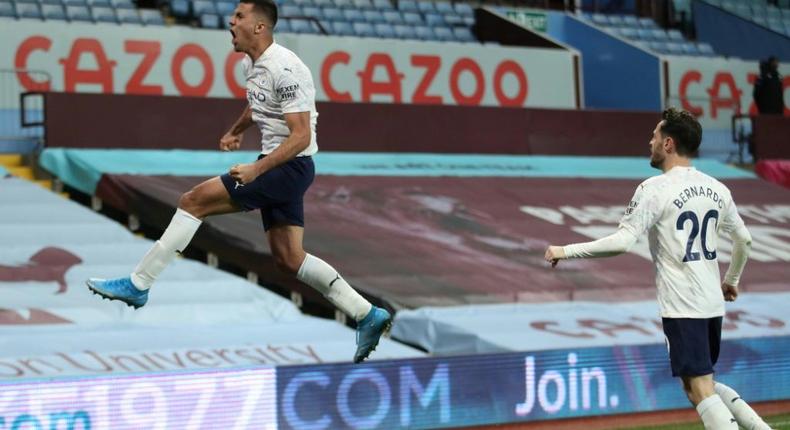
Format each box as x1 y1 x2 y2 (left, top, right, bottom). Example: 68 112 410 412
721 224 752 301
220 104 254 151
545 227 639 268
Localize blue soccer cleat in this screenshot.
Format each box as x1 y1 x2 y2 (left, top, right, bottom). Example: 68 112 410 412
354 306 392 363
86 277 148 309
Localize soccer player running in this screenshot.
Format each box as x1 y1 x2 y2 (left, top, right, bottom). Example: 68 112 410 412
545 108 772 430
86 0 391 363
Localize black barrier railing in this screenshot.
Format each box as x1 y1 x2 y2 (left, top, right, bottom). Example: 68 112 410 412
20 91 46 128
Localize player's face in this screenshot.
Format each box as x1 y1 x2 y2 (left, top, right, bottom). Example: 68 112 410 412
229 3 263 52
649 121 667 169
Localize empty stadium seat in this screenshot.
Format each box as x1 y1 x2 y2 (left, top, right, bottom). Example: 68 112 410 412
200 12 219 27
39 0 62 6
110 0 134 8
636 28 652 40
372 0 392 9
1 1 17 17
402 10 420 24
352 0 372 9
192 0 215 15
697 42 715 56
362 9 383 23
116 7 141 23
281 4 301 17
322 6 342 20
276 18 290 32
352 21 375 36
454 2 472 16
333 0 352 9
87 0 111 7
290 17 318 33
681 42 699 55
638 17 656 27
591 13 607 25
16 2 41 18
382 9 400 23
293 0 312 6
667 29 684 41
393 23 416 39
92 6 117 22
434 1 452 14
453 26 475 42
170 0 189 17
140 8 165 24
374 22 395 37
414 25 435 40
65 4 91 20
433 25 453 41
608 14 623 26
216 1 235 16
425 12 443 26
312 0 332 7
443 13 462 25
619 27 637 39
666 41 684 55
623 14 638 27
302 5 322 19
342 8 363 21
331 20 354 35
41 3 66 19
650 28 668 40
397 0 417 12
417 0 434 13
648 41 669 54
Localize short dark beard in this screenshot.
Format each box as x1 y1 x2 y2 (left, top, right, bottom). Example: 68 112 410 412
650 156 663 169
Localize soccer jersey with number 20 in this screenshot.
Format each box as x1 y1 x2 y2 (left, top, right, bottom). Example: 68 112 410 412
619 166 746 318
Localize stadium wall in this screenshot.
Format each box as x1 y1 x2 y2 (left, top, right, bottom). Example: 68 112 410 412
752 115 790 159
3 336 789 429
42 92 659 155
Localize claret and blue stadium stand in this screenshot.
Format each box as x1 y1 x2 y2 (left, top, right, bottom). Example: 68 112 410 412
1 0 790 428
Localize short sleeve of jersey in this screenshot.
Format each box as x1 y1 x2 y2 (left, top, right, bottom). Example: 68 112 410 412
619 180 663 237
718 191 746 234
274 64 313 114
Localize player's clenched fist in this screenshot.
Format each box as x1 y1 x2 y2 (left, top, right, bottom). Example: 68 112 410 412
220 132 242 151
229 163 260 185
721 283 738 302
544 245 565 268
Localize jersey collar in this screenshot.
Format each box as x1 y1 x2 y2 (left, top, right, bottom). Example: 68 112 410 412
253 42 278 66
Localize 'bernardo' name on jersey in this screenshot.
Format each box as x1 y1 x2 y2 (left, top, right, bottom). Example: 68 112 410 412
672 185 725 210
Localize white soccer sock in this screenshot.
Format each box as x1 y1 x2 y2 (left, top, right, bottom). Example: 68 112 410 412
696 395 738 430
715 382 772 430
130 208 202 290
296 254 372 321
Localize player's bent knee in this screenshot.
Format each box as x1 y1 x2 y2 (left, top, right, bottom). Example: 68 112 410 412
273 253 302 275
178 190 205 218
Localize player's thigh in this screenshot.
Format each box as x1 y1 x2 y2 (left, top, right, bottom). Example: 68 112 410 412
179 176 240 218
267 225 306 273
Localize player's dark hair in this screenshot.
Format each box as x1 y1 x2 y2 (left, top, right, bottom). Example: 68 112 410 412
240 0 277 27
659 107 702 156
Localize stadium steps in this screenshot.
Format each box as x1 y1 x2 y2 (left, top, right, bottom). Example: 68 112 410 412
1 153 66 196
